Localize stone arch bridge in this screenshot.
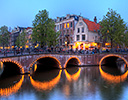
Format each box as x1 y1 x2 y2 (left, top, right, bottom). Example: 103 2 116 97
0 53 128 74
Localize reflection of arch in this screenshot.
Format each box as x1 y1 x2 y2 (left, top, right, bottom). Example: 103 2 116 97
29 56 62 71
64 57 81 68
64 68 81 82
0 75 24 97
30 70 62 91
0 59 24 74
99 54 128 66
99 65 128 83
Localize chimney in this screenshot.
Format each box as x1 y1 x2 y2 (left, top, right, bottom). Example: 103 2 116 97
94 16 97 23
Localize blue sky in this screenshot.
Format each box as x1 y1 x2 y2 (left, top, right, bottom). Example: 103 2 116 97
0 0 128 29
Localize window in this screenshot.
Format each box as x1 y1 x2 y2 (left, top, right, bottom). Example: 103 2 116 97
82 35 85 41
60 39 62 45
71 22 72 27
63 30 65 34
77 35 80 41
77 28 80 33
64 23 66 28
95 36 97 40
67 23 69 28
79 22 83 26
67 29 69 34
60 24 62 29
71 29 73 34
82 27 84 33
56 25 59 30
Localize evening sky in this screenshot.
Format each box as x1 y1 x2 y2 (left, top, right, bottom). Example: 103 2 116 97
0 0 127 29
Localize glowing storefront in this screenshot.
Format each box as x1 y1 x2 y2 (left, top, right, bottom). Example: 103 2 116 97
73 17 100 50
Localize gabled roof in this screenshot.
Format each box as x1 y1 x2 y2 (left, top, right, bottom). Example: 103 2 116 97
83 18 100 32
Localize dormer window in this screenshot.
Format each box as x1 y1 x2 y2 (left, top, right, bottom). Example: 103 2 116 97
79 22 83 26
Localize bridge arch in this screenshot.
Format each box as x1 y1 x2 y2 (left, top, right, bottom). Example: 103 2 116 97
29 56 62 72
99 54 128 66
64 56 81 68
0 59 24 74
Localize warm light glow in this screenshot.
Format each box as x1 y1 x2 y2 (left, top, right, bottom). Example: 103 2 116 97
20 46 22 48
85 44 90 48
105 43 110 46
107 30 109 33
37 43 39 47
99 54 128 67
0 75 24 97
25 45 29 48
67 23 69 28
73 45 76 49
34 63 37 72
30 56 62 70
65 41 67 45
64 23 66 28
0 60 24 74
0 62 3 69
74 42 92 49
11 46 14 49
91 42 97 46
64 68 81 82
30 70 62 91
0 47 3 49
99 65 128 83
64 57 81 68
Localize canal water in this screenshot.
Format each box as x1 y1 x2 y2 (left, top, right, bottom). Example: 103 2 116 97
0 65 128 100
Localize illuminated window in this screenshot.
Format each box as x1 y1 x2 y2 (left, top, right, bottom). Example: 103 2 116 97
67 23 69 28
64 23 66 28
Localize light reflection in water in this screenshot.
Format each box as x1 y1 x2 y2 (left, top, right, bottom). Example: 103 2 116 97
0 75 24 97
30 70 62 91
64 68 81 82
99 65 128 83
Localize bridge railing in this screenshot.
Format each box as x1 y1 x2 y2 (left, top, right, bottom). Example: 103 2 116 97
0 48 128 58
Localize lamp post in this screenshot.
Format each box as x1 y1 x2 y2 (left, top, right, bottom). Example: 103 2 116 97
65 41 67 52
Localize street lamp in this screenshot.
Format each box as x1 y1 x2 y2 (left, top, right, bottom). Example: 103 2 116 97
65 41 67 52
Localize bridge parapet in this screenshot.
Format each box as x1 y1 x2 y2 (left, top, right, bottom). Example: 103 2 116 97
0 53 128 74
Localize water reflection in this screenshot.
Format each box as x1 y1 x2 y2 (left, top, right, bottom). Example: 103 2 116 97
0 75 24 97
64 67 81 82
0 62 4 75
99 65 128 83
30 70 62 91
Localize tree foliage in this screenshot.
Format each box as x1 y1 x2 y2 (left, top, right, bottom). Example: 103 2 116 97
32 9 60 48
15 30 27 47
123 29 128 47
0 25 10 48
99 8 126 48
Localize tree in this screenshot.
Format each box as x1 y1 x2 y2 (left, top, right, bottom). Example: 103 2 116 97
99 8 126 49
123 29 128 48
0 25 10 49
32 9 60 48
15 30 27 48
